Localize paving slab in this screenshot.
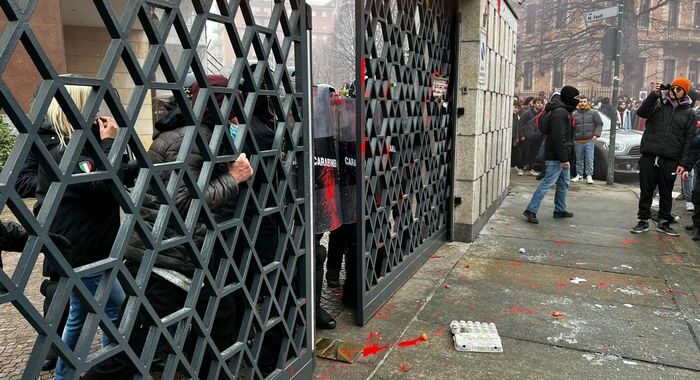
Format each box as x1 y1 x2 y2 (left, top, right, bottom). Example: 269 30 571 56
452 257 675 309
372 319 699 380
418 279 700 370
470 234 665 277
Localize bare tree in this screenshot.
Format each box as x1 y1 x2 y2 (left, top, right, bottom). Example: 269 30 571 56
329 0 355 85
515 0 695 97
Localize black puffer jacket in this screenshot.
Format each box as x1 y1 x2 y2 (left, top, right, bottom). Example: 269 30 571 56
637 92 696 169
544 95 576 163
15 123 59 198
124 115 239 276
34 126 126 269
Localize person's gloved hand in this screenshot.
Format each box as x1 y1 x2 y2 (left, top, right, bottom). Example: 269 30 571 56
0 221 28 252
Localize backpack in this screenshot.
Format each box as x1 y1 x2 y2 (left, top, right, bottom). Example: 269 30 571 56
535 109 553 136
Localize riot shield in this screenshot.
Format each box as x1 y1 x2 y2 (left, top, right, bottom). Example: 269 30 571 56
332 96 358 224
312 86 342 233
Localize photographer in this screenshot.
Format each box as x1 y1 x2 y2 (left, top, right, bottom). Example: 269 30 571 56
631 78 697 236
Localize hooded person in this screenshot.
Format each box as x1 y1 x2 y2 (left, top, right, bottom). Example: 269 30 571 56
523 85 580 224
631 77 697 237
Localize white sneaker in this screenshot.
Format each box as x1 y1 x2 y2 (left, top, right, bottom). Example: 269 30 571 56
517 168 524 176
686 202 695 212
586 176 594 184
571 175 581 182
529 169 540 176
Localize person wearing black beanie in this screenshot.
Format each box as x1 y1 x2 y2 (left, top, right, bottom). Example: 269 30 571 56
523 85 580 224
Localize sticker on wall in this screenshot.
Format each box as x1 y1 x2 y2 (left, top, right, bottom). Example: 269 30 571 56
479 30 487 90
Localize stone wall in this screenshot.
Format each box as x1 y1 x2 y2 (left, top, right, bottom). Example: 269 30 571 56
454 0 517 242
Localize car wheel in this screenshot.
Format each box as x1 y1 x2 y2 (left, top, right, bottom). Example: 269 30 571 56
593 148 607 181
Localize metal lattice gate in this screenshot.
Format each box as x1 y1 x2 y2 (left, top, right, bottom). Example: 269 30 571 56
0 0 314 379
354 0 458 325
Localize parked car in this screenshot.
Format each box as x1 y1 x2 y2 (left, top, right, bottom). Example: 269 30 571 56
592 113 642 180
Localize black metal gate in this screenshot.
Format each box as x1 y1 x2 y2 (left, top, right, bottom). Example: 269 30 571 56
0 0 314 379
354 0 458 325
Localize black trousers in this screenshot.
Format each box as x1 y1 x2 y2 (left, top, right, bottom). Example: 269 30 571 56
315 234 327 310
83 264 241 380
326 224 355 283
638 155 678 223
525 138 543 170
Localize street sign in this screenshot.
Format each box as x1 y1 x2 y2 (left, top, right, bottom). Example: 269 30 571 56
585 6 618 22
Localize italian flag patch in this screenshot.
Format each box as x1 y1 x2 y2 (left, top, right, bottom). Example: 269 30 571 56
78 160 94 173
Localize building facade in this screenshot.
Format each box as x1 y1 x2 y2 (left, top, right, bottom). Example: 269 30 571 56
512 0 700 99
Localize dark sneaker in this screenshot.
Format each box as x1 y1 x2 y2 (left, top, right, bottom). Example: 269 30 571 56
693 229 700 241
630 220 649 234
685 224 696 231
553 211 574 218
657 222 680 237
523 210 539 224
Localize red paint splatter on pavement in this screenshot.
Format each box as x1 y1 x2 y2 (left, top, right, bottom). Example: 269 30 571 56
598 282 607 287
399 362 411 372
375 308 390 319
558 283 568 287
362 342 391 357
622 239 638 245
397 338 423 347
511 260 523 268
430 255 444 259
509 307 536 315
551 311 566 318
464 264 471 269
443 284 451 289
554 241 575 246
435 329 445 335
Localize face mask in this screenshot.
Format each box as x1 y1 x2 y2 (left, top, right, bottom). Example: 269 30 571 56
228 123 238 140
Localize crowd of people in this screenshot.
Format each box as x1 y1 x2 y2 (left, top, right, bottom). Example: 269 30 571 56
516 77 700 240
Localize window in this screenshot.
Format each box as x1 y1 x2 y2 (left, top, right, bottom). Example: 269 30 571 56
694 2 700 28
526 5 536 33
663 59 676 83
523 62 533 90
552 59 564 89
690 61 700 84
638 0 651 28
322 12 327 17
555 0 567 28
668 1 680 28
601 59 612 85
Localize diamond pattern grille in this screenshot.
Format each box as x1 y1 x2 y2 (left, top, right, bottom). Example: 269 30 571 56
0 0 313 379
355 0 457 325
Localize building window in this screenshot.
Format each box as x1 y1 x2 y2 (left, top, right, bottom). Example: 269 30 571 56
694 2 700 28
526 5 536 33
523 62 533 90
668 1 680 28
639 0 651 28
663 59 676 83
322 12 327 17
690 60 700 85
601 59 612 85
552 59 564 89
555 0 567 28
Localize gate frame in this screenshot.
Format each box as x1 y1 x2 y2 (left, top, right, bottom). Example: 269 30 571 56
353 0 461 326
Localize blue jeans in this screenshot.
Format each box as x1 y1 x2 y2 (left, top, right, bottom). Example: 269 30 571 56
526 160 571 214
55 273 125 380
682 169 695 201
575 141 595 177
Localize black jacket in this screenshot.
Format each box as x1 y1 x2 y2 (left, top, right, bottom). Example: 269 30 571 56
15 123 61 198
637 92 696 169
34 127 126 269
124 114 240 276
544 95 576 163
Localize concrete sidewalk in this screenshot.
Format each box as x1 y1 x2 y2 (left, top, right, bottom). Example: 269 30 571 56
315 175 700 380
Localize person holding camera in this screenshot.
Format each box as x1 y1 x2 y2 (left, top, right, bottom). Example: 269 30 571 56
631 78 697 236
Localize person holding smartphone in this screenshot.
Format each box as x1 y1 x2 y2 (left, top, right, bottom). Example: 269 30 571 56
631 78 697 236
